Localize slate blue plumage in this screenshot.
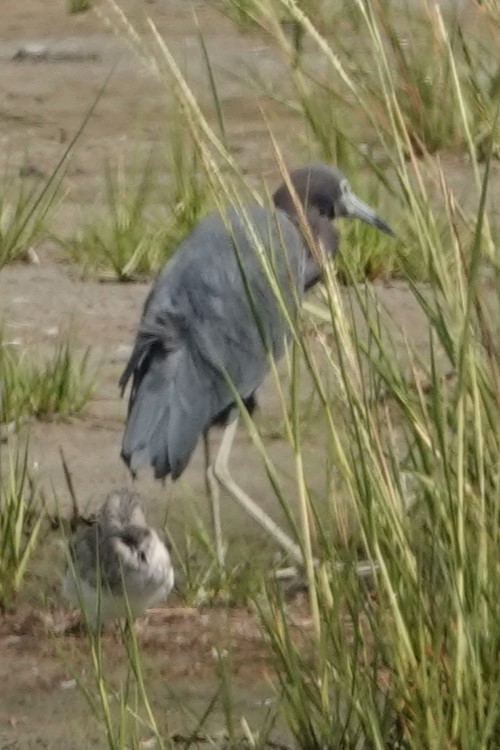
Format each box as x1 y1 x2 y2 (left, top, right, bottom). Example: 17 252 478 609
120 164 393 562
120 205 304 479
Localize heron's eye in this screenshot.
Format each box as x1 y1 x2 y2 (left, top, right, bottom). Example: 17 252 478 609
139 550 147 563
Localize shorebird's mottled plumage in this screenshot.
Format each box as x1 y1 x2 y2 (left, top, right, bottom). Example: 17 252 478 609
64 489 174 628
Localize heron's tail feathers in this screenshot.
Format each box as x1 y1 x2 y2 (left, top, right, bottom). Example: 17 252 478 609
120 313 210 480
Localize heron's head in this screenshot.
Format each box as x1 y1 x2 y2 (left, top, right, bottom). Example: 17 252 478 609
272 163 394 239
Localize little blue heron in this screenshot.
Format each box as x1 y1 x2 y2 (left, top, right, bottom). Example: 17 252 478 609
119 164 393 565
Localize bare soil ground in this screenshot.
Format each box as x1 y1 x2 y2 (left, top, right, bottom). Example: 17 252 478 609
0 1 498 748
0 599 317 749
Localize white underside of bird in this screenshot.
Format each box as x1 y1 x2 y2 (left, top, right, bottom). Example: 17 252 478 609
63 489 175 629
63 559 174 627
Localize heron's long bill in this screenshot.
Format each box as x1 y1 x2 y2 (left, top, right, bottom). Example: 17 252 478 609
342 192 394 236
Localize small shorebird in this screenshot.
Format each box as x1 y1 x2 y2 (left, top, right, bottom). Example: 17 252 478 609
64 489 174 630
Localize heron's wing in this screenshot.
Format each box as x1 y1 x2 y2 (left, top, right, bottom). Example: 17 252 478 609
120 205 305 480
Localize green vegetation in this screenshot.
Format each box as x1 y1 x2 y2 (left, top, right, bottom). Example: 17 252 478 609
61 129 208 281
170 519 268 607
0 446 43 610
0 174 57 270
61 154 169 281
68 0 92 13
221 0 500 157
64 1 498 747
1 0 499 747
77 0 498 284
0 79 108 270
0 334 95 424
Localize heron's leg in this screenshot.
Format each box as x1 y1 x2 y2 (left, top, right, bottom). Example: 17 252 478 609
212 416 304 565
203 430 225 566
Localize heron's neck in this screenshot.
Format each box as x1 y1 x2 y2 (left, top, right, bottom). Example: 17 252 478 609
294 208 339 291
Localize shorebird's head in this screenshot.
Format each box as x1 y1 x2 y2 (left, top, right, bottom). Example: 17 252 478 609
113 526 158 570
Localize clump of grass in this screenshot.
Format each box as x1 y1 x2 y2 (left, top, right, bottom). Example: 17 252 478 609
63 135 208 281
459 29 500 161
0 176 56 269
163 113 209 251
112 3 499 747
235 0 499 162
80 3 500 747
0 334 95 424
1 82 110 269
171 519 268 607
0 446 43 610
371 4 496 157
247 4 498 747
70 616 169 748
337 218 399 282
374 4 466 154
68 0 92 13
61 154 168 281
254 175 499 747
